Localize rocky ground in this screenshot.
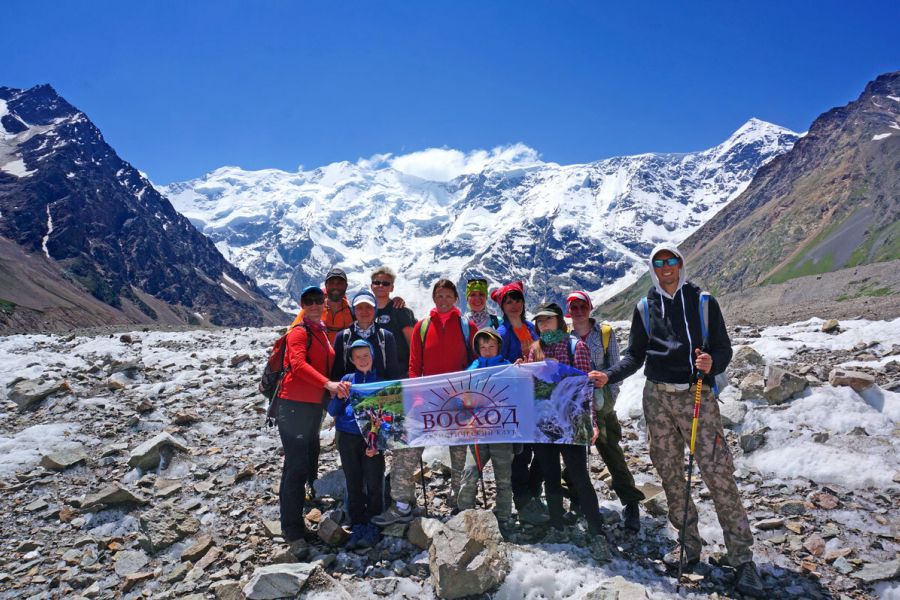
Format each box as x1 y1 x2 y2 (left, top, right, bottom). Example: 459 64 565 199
0 318 898 599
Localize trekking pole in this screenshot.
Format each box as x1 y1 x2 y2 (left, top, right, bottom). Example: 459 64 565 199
419 453 430 517
676 374 704 593
474 443 487 508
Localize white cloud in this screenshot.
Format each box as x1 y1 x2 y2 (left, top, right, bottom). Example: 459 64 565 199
385 143 542 182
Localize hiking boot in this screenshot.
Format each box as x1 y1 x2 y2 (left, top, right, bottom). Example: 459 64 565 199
346 524 369 550
622 502 641 532
734 561 765 598
562 510 580 526
362 523 381 547
663 545 700 570
589 535 612 563
371 503 413 527
517 497 551 525
305 482 316 502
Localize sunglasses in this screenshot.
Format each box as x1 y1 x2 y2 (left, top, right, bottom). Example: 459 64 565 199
371 280 393 287
302 297 325 306
652 257 681 268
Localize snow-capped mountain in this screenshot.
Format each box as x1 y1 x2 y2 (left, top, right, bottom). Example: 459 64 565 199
161 119 799 316
0 84 286 331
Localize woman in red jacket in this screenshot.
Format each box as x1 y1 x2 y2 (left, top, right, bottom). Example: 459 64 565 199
373 279 477 525
277 285 351 545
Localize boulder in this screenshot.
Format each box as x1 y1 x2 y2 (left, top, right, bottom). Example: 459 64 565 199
739 373 765 400
9 379 69 411
719 400 747 429
828 369 876 392
821 319 840 333
127 432 189 470
585 575 650 599
407 517 443 550
138 507 201 554
428 510 510 599
318 511 350 546
763 366 808 405
81 484 148 510
732 345 765 368
243 563 318 600
40 447 88 470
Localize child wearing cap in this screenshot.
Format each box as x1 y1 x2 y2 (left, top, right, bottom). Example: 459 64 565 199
332 290 403 381
457 327 515 532
327 339 385 550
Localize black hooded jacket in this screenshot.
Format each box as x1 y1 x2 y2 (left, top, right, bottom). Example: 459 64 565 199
603 281 732 387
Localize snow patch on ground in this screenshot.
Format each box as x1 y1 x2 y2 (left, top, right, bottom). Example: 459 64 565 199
1 157 35 177
0 422 80 476
872 132 892 141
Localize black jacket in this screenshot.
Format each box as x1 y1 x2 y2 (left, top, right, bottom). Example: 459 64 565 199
603 281 732 386
331 325 404 381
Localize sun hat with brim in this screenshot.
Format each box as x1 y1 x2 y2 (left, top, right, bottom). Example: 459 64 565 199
351 289 377 308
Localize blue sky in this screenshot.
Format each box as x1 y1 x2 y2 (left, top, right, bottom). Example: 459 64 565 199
2 1 897 183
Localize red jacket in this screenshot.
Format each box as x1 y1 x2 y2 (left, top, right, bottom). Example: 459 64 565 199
408 307 477 378
278 322 334 404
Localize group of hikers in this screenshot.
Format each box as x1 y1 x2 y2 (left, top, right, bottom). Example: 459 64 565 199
270 244 765 597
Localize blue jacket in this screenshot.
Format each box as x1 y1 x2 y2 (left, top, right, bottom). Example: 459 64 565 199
496 318 538 363
467 355 511 370
327 370 380 435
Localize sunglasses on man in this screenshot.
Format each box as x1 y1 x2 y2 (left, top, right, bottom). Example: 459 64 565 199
652 257 681 268
371 280 392 287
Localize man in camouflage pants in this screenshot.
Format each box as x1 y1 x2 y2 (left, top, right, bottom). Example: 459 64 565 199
591 243 764 598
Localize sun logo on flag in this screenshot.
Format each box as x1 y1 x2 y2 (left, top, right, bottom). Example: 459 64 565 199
419 372 517 432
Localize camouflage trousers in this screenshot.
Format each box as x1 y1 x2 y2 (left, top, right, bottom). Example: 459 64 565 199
643 381 754 566
457 443 514 519
389 445 467 506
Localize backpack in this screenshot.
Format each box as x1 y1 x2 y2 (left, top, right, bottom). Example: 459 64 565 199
341 327 388 375
636 292 728 397
260 324 311 427
567 323 612 367
419 315 472 364
489 314 500 329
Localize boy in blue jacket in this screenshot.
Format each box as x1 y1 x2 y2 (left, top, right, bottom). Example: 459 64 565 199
327 339 384 549
457 327 515 532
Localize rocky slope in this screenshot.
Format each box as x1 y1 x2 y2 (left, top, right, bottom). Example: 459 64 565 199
601 71 900 322
0 85 287 333
161 120 798 316
0 317 897 599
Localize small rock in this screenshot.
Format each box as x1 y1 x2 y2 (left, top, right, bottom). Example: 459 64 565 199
833 556 853 575
122 571 153 592
381 523 408 538
738 372 765 400
754 518 784 531
173 410 201 425
262 520 282 538
81 485 148 510
25 498 49 511
40 447 88 471
243 563 319 599
810 491 839 510
164 562 192 583
853 558 900 583
732 346 765 367
305 508 322 523
776 500 807 516
828 369 876 392
210 579 244 600
138 507 201 554
107 372 134 390
181 535 214 562
113 550 149 577
803 534 825 556
127 432 189 470
230 354 251 367
821 319 840 333
318 512 350 546
740 428 769 453
119 334 134 343
763 366 808 405
135 398 154 413
9 379 69 411
719 400 747 429
429 510 510 599
812 432 830 443
641 488 668 517
585 575 652 599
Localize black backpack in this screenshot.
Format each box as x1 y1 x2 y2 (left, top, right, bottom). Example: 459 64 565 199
340 327 388 374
